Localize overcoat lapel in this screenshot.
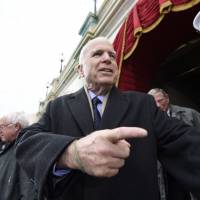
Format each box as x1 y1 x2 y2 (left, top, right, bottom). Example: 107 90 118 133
67 88 94 135
101 87 130 129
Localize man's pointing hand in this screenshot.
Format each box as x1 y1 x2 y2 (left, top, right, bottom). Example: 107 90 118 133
58 127 147 177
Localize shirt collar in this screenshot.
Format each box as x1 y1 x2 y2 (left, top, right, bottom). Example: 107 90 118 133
88 90 104 103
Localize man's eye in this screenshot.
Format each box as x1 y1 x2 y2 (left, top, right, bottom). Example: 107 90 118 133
109 53 116 59
92 51 102 57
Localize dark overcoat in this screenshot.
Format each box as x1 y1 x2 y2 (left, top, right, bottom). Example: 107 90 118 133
16 87 200 200
0 142 37 200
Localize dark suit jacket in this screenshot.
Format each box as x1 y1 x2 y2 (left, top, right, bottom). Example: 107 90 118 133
164 104 200 200
16 87 200 200
170 104 200 129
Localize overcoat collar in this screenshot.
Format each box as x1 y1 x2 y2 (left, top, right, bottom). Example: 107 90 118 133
67 87 130 135
100 87 130 129
67 88 94 136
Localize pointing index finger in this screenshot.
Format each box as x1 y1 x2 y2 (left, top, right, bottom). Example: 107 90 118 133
106 127 147 143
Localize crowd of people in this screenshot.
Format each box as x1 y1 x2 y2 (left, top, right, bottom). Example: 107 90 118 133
1 37 200 200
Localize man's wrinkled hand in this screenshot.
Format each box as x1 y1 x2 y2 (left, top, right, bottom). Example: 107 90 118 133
58 127 147 177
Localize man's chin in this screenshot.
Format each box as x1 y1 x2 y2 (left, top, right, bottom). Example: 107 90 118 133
97 77 117 85
86 77 117 92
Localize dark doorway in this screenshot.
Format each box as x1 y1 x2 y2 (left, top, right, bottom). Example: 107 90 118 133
153 37 200 111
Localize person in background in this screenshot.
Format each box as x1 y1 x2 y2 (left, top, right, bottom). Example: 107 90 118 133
16 37 200 200
148 88 200 200
148 88 200 128
0 112 37 200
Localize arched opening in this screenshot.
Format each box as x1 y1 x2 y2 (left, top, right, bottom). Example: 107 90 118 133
153 37 200 111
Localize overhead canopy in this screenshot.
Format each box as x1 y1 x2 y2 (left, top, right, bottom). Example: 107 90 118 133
113 0 200 92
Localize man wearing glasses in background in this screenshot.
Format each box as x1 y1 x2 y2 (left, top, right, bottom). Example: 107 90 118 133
0 112 36 200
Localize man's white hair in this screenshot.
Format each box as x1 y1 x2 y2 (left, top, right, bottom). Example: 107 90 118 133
3 112 29 128
79 37 113 65
148 88 169 98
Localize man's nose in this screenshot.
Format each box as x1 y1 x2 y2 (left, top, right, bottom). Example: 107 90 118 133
101 52 112 63
104 52 110 58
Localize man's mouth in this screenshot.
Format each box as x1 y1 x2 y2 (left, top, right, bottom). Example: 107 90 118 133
99 68 113 73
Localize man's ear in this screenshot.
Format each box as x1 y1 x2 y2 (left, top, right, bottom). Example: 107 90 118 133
76 64 84 78
15 123 22 132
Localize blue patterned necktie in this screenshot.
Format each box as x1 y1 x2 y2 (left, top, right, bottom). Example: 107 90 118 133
92 96 102 129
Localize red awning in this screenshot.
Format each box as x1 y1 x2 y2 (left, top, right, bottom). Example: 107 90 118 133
113 0 200 92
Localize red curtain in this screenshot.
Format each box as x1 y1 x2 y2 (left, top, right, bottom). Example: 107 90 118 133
113 0 200 91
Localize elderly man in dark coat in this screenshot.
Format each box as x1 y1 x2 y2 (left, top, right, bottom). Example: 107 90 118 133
0 112 37 200
16 37 200 200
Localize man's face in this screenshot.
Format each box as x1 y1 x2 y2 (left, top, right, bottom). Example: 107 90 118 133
152 92 169 112
0 118 18 142
80 40 119 90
